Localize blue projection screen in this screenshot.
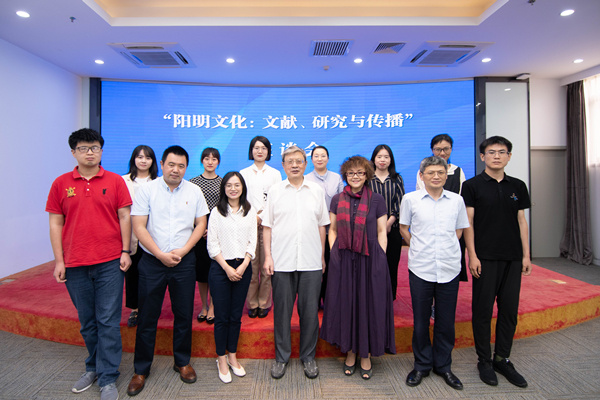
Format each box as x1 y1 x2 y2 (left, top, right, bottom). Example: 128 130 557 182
100 80 475 191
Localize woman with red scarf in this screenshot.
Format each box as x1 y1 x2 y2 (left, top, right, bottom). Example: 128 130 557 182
320 156 396 380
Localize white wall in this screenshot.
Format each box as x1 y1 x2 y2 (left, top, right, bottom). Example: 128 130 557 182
530 79 567 148
0 39 83 278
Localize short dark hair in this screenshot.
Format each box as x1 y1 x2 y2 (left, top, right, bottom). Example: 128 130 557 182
248 136 272 161
128 145 158 180
311 145 329 158
201 147 221 163
479 136 513 154
161 145 189 165
68 128 104 150
419 156 448 174
430 134 454 150
370 144 399 180
340 155 375 185
217 171 251 217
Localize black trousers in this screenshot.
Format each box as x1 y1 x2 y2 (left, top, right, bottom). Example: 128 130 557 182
387 228 402 300
409 271 459 373
124 248 144 309
472 259 523 361
134 250 196 375
208 259 252 356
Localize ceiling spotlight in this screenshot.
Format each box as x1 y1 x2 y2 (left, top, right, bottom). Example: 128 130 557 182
505 88 512 92
560 9 574 17
16 10 30 18
481 58 491 63
354 58 363 64
226 58 235 64
573 59 584 64
95 59 105 65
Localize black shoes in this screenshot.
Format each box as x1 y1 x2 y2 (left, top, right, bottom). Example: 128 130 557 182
257 308 269 318
406 369 429 387
248 308 259 318
434 370 463 390
478 360 498 386
493 358 528 388
127 311 139 327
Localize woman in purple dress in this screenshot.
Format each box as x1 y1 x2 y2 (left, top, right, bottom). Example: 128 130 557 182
320 156 396 380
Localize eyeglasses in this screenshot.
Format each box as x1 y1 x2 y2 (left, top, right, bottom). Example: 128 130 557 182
75 146 102 153
432 146 452 154
485 150 509 156
284 159 305 166
346 171 366 177
423 170 447 177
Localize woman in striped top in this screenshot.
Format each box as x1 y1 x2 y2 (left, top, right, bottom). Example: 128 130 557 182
369 144 405 300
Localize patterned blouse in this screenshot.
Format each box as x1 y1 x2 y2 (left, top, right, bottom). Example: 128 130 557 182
189 174 222 211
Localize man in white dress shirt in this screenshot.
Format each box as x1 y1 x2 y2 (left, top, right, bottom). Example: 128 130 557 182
262 146 330 380
127 146 209 396
400 156 469 390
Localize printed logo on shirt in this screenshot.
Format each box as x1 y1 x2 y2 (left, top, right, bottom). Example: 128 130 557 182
510 193 518 201
103 188 107 195
66 187 76 198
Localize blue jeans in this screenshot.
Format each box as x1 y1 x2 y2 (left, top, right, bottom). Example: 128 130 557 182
65 258 124 387
208 259 252 356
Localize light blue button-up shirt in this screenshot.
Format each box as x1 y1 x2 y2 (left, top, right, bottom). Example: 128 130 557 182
304 170 345 211
132 177 209 253
399 189 469 283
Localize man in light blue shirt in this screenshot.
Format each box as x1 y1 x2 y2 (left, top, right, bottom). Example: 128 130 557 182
127 145 209 396
400 156 469 391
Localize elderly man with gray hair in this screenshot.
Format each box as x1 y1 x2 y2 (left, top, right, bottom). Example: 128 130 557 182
399 156 469 390
261 145 330 380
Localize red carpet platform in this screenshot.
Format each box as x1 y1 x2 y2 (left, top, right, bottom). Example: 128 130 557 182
1 251 599 359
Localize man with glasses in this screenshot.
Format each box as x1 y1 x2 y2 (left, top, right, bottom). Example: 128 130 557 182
400 156 469 390
261 146 330 380
46 128 132 400
462 136 532 388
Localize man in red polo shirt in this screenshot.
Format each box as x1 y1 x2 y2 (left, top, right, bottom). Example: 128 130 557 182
46 128 132 400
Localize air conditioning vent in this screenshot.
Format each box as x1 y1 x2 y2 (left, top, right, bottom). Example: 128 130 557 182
108 42 196 68
373 42 406 54
310 40 352 56
403 41 492 67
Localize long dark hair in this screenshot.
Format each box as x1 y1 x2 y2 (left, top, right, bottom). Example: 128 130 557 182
217 171 251 217
370 144 399 180
248 136 272 161
128 145 158 181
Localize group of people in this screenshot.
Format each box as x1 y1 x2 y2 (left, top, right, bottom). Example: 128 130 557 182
46 128 531 400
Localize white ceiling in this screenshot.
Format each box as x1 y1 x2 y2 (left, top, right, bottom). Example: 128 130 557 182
0 0 599 85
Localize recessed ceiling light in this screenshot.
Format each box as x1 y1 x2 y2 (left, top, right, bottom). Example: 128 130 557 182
354 58 363 64
481 58 491 63
573 59 584 64
505 88 511 92
95 59 105 65
226 58 235 64
560 9 574 17
16 10 30 18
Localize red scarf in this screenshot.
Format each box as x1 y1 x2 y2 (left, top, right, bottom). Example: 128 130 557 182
337 185 371 256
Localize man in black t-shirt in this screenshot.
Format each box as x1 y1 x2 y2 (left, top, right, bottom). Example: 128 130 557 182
462 136 532 389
